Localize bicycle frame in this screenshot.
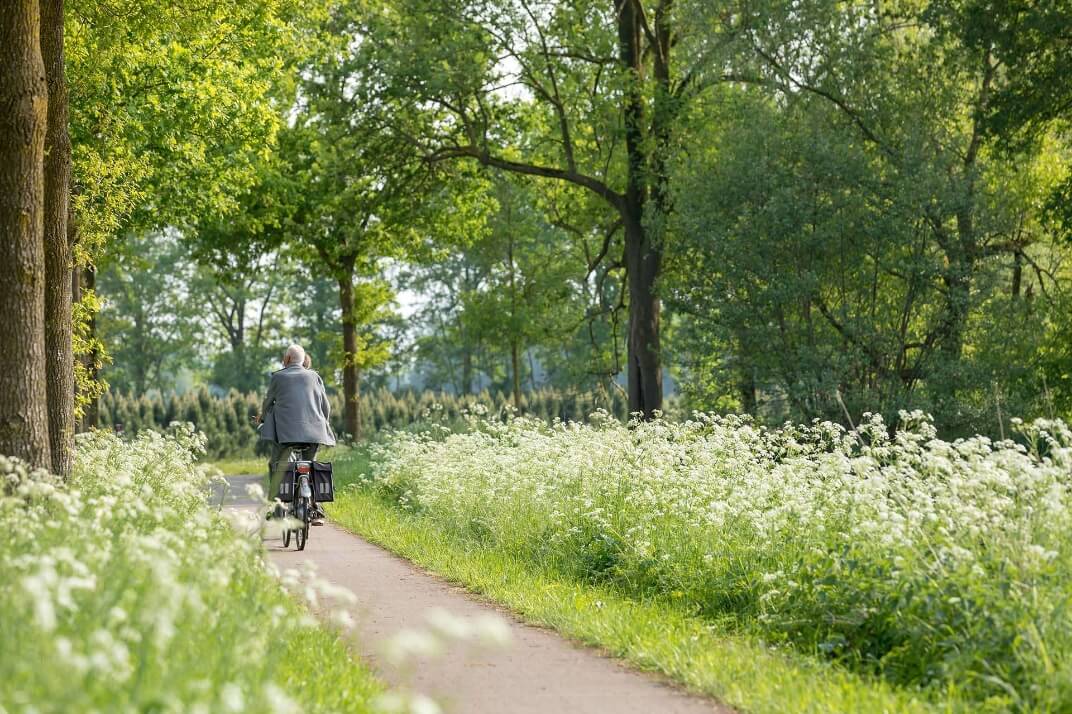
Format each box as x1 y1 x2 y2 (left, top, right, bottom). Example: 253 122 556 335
282 453 316 551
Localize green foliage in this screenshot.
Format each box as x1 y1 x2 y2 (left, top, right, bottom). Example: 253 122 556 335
324 279 399 379
188 236 292 394
0 427 381 712
941 0 1072 247
244 8 499 401
99 389 259 458
667 3 1072 435
80 0 1072 439
97 232 199 394
72 288 108 419
331 465 948 714
96 230 310 395
927 0 1072 142
67 0 321 406
289 273 343 375
406 177 621 397
360 411 1072 710
67 0 317 256
96 387 632 457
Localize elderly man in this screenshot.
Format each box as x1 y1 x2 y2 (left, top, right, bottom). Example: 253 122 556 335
258 344 336 521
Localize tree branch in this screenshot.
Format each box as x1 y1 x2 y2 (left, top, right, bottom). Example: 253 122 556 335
428 144 625 211
519 0 577 173
750 40 893 157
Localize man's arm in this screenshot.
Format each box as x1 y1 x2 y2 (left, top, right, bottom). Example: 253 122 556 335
260 375 278 423
316 377 331 421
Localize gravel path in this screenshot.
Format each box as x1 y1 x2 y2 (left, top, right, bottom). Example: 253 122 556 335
220 475 730 714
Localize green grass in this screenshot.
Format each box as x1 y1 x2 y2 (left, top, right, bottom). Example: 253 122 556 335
327 453 958 714
333 414 1072 711
1 430 383 713
255 568 385 712
206 446 347 477
207 455 266 476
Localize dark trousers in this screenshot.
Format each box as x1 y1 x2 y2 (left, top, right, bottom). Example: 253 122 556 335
266 442 319 503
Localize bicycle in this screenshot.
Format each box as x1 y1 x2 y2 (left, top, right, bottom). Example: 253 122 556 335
276 445 318 551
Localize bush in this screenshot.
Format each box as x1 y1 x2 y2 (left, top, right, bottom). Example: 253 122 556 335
97 386 634 457
364 411 1072 710
0 427 380 713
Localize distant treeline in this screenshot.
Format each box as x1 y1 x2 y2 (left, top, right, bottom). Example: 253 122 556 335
95 387 631 457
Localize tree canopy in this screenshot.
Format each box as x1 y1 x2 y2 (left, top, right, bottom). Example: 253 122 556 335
4 0 1070 469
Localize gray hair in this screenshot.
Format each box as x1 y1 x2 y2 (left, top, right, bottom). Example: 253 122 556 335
283 344 306 366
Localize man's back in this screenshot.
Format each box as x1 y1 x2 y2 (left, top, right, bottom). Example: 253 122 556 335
260 364 336 446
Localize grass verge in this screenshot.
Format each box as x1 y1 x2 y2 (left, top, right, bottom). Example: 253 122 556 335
206 445 347 478
208 455 267 476
261 568 385 712
327 477 957 713
1 430 382 713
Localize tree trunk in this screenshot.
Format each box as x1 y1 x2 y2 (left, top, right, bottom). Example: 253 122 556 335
461 346 473 394
527 349 538 390
510 340 521 410
0 0 51 468
79 264 100 430
505 210 522 411
337 269 361 441
617 0 663 419
934 54 989 417
741 369 758 414
131 308 149 395
1011 250 1022 298
461 263 474 393
70 240 79 300
42 0 73 477
624 218 663 418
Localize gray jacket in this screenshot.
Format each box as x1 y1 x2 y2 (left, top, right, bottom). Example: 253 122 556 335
258 364 337 446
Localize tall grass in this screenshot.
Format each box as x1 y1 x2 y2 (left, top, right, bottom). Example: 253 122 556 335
359 411 1072 710
0 427 381 713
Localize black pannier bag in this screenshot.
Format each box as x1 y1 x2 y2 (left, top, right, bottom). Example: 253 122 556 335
312 461 335 503
276 465 297 503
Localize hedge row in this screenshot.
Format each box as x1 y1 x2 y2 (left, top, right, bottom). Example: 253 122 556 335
95 386 631 457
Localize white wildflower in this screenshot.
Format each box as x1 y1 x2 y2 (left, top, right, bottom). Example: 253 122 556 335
471 614 511 647
332 609 356 630
383 628 444 665
219 683 243 713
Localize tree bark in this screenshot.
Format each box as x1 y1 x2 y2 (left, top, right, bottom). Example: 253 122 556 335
1011 251 1022 298
505 212 522 410
337 266 361 441
460 262 475 393
41 0 73 477
461 346 473 394
435 2 669 418
624 218 663 418
510 340 522 410
741 369 758 414
0 0 52 468
527 349 538 390
617 0 663 419
79 264 100 430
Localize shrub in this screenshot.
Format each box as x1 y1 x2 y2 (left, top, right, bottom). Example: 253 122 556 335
0 427 379 713
97 386 634 457
364 410 1072 710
